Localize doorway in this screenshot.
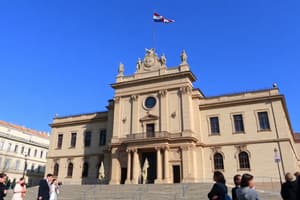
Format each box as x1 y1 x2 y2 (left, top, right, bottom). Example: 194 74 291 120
141 152 157 183
173 165 181 183
120 167 127 184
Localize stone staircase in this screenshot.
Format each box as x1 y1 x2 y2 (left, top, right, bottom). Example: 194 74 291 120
5 183 282 200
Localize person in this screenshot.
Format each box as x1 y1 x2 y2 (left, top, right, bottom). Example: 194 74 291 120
49 179 59 200
208 171 229 200
11 177 26 200
294 172 300 200
0 173 7 200
236 173 261 200
232 174 241 200
37 173 53 200
280 172 297 200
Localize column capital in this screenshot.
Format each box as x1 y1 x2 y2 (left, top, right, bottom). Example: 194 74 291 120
155 146 162 151
114 97 120 103
179 86 192 95
130 95 139 101
158 89 167 97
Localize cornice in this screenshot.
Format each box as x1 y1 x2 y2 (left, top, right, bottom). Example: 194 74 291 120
111 71 196 89
199 95 284 110
196 138 290 148
50 116 108 128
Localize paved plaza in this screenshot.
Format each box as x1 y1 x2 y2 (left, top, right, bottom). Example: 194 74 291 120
5 183 281 200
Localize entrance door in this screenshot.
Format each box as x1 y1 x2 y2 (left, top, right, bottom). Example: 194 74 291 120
141 152 157 183
120 167 127 184
173 165 181 183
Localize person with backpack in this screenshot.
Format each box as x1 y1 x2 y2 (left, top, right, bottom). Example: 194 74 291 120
208 171 231 200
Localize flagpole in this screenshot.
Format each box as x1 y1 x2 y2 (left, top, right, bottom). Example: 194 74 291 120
152 11 156 49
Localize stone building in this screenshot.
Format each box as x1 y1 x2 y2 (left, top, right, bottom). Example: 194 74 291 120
47 49 300 185
0 120 49 186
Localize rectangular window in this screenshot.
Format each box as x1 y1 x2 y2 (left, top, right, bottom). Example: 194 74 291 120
21 146 25 154
210 117 220 134
27 148 31 156
4 159 11 169
146 124 155 137
40 151 43 158
0 141 4 150
84 131 92 147
71 132 77 148
34 149 37 157
233 114 245 133
14 145 18 153
57 134 63 149
15 160 20 170
99 130 106 146
258 111 270 130
7 143 12 152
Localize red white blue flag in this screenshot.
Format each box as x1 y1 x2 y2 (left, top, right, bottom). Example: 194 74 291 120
153 13 175 23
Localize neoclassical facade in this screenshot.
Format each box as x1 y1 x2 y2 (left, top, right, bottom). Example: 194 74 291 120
47 49 300 185
0 120 49 186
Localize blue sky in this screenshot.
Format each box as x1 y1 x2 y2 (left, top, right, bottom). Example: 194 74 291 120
0 0 299 133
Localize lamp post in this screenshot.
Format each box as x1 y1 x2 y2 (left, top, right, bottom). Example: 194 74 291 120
274 148 282 185
22 153 28 178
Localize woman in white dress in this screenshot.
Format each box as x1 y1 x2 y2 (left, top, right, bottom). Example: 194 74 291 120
11 177 26 200
49 179 59 200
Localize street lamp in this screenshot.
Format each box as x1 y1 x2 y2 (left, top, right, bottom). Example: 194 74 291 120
22 153 28 178
274 148 282 185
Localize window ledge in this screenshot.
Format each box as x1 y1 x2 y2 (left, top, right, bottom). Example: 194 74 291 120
237 168 251 172
209 133 221 136
258 129 271 132
233 131 245 134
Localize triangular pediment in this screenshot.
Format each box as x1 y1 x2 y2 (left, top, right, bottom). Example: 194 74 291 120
139 113 159 122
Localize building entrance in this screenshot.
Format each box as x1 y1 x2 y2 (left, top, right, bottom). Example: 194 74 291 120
173 165 181 183
120 167 127 184
141 152 157 184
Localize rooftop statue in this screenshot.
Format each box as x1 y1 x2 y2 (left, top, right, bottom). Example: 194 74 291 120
180 50 188 64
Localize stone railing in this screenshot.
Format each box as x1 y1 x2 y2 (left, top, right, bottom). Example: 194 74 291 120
123 132 182 140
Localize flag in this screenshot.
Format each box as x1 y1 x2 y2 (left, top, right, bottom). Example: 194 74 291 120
153 13 175 23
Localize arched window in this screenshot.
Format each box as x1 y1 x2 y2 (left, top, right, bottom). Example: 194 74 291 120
53 163 59 176
213 153 224 170
239 151 250 169
67 162 73 177
82 162 89 177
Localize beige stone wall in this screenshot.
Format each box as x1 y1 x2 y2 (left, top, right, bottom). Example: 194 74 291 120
47 50 300 185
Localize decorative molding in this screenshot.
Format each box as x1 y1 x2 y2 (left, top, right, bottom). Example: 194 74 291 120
158 89 167 97
114 97 120 104
130 95 138 101
179 86 192 95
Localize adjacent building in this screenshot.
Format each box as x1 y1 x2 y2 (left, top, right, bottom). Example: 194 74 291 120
0 120 49 186
46 49 300 185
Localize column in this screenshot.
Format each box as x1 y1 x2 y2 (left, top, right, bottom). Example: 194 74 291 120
181 145 196 183
125 149 132 184
112 97 121 142
155 147 162 183
159 90 168 132
163 147 171 183
132 148 139 184
180 87 194 135
130 95 139 134
109 148 121 184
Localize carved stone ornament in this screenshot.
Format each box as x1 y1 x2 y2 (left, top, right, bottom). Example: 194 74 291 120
180 86 192 95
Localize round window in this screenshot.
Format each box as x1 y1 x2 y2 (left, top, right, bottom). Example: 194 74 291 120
144 97 156 109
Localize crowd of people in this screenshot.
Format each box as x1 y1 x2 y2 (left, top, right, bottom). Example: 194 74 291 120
0 173 60 200
208 171 300 200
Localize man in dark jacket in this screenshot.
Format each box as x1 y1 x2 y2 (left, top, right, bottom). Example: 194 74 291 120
37 173 53 200
281 173 297 200
0 173 7 200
